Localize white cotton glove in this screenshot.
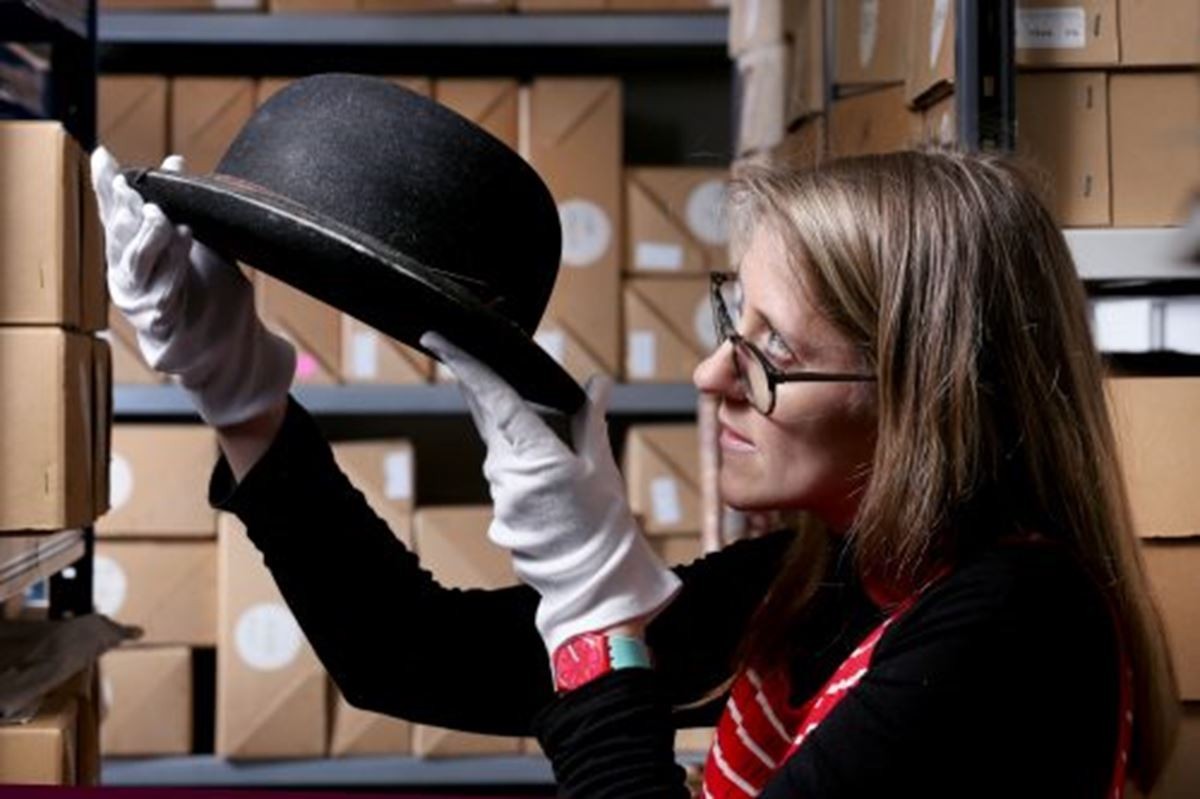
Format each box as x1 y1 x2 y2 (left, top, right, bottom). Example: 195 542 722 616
421 332 683 656
91 147 296 427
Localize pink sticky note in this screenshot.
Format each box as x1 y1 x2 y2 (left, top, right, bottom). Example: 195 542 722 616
296 352 318 379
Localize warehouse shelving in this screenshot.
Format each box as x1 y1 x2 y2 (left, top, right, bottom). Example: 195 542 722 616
1 0 88 39
0 530 86 604
114 383 699 418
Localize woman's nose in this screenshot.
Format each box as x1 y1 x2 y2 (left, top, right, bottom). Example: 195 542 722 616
694 341 745 403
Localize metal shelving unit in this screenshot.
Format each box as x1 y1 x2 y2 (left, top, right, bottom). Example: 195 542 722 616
0 530 86 604
114 383 699 418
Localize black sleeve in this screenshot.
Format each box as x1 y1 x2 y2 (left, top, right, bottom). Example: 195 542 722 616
209 396 798 736
759 543 1120 799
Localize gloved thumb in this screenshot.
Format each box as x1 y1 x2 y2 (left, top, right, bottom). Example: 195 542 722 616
90 147 120 223
571 373 614 457
160 154 186 174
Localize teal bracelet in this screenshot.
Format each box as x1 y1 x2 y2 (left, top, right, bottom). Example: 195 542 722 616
608 634 653 671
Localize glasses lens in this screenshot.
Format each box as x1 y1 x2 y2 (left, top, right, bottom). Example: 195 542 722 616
733 340 773 413
718 277 743 331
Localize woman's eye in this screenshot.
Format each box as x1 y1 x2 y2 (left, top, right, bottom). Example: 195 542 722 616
766 331 794 361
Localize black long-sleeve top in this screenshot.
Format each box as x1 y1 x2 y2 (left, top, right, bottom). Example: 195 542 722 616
210 397 1121 798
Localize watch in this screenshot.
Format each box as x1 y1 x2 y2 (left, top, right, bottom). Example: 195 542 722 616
552 631 653 693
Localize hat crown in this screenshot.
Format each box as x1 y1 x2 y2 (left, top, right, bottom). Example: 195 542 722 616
216 73 561 334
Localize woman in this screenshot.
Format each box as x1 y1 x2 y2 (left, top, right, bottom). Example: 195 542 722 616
93 146 1178 797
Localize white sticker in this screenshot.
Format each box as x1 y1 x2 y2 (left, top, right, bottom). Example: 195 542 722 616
650 477 683 526
694 295 717 353
859 0 880 69
535 330 566 364
635 242 685 271
214 0 258 8
627 331 658 379
937 109 955 144
109 453 133 512
101 676 114 716
685 179 730 246
1093 299 1154 353
559 199 612 268
235 602 303 672
93 555 127 617
930 0 951 68
351 331 379 379
383 451 413 502
742 0 761 42
1164 298 1200 355
1015 7 1087 50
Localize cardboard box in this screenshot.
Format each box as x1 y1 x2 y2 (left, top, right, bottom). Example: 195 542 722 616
100 647 192 756
624 277 714 382
329 682 412 757
517 0 603 10
1141 541 1199 700
91 337 113 520
1110 72 1200 228
217 514 326 759
257 273 342 385
786 0 826 123
340 317 433 385
271 0 358 9
828 84 923 159
728 0 803 58
53 667 99 787
1120 0 1200 66
106 306 163 385
921 90 956 146
411 506 521 757
735 43 789 156
609 0 727 8
331 440 415 546
94 540 217 646
625 168 730 275
1108 378 1200 538
1015 71 1109 227
0 329 94 532
833 0 913 86
0 121 83 328
258 76 430 107
170 78 256 174
623 424 700 535
906 0 955 107
364 0 512 9
1015 0 1119 67
765 113 826 169
651 533 703 567
80 156 109 335
1146 704 1200 799
97 76 168 169
434 79 519 152
0 692 77 785
103 0 262 8
675 726 715 752
96 425 217 537
522 79 623 378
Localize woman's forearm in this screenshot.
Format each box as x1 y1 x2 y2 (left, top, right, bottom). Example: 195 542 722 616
215 397 288 482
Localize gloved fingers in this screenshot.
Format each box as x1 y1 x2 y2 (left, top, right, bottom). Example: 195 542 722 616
159 154 186 173
421 331 559 452
121 203 176 287
571 373 615 458
111 173 146 222
147 227 195 325
90 147 120 224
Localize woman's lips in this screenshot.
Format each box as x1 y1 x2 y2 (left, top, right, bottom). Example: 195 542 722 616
719 423 756 453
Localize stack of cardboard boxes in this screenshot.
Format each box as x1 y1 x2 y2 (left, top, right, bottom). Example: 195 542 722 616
0 119 111 785
1109 378 1200 798
99 73 732 387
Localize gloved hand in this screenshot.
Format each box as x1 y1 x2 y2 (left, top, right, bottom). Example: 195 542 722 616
422 332 682 656
91 147 295 427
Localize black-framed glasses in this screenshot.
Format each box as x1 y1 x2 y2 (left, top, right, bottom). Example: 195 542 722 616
709 271 876 415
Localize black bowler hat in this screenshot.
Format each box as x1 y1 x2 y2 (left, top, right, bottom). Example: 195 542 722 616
124 73 584 413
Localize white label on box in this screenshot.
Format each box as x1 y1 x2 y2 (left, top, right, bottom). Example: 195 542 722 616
109 453 133 512
1093 299 1155 353
214 0 258 8
1015 7 1087 50
859 0 880 68
742 0 761 43
650 477 683 526
635 242 685 271
628 331 658 379
937 109 955 144
930 0 951 68
694 295 718 352
535 330 567 364
1164 298 1200 355
384 451 413 502
686 179 730 246
559 199 612 268
235 602 303 672
93 555 127 617
101 677 114 715
351 331 379 379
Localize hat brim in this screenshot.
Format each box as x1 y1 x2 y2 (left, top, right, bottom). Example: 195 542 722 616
125 168 585 414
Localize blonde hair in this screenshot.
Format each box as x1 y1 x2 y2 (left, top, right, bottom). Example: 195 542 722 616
729 148 1179 791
